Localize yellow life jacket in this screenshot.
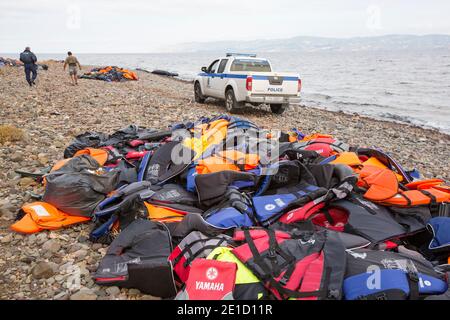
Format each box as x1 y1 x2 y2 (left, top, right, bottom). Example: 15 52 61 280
182 119 229 160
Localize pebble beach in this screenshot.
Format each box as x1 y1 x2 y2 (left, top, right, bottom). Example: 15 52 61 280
0 60 449 300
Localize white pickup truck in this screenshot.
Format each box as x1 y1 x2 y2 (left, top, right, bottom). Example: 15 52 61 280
194 53 301 114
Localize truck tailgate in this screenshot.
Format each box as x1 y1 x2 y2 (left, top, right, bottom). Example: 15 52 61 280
251 73 299 96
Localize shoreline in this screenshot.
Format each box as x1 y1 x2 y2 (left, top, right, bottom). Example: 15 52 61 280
155 74 450 136
0 61 449 300
4 56 449 135
296 103 450 138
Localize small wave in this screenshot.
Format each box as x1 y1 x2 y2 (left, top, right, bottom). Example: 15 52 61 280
380 112 414 124
384 91 394 96
306 93 332 100
398 81 412 85
333 100 390 110
300 101 450 135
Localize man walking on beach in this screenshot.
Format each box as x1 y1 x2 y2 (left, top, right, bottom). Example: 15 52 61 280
19 47 38 87
63 51 82 85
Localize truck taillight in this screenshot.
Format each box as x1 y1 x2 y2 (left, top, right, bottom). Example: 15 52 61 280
298 79 302 92
246 76 253 91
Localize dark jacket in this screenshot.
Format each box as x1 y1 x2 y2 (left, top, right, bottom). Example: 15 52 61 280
20 50 37 65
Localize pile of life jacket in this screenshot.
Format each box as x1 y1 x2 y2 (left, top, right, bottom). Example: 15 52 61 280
0 56 23 67
80 66 138 82
10 115 450 300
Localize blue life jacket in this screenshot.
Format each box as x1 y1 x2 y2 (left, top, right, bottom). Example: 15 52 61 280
344 269 448 300
205 207 255 229
343 249 448 300
203 188 256 229
427 217 450 251
252 183 327 226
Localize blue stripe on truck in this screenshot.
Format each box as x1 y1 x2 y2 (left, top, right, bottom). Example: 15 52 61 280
198 73 299 81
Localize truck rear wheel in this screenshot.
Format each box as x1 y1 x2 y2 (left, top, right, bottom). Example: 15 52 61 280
225 88 242 113
194 82 206 103
270 104 287 115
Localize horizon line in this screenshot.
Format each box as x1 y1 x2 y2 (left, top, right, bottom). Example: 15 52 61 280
1 33 450 55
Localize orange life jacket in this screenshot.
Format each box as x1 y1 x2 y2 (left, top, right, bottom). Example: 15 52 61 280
73 148 108 166
331 152 363 168
144 202 185 223
196 150 260 174
360 167 450 207
301 133 334 141
11 202 90 234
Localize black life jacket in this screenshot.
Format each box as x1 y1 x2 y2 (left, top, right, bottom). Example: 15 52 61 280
138 141 194 184
94 219 177 298
278 142 325 164
334 195 427 246
255 160 317 196
195 170 258 207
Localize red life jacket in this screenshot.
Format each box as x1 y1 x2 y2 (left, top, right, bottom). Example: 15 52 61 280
297 137 349 157
279 201 348 232
231 228 346 300
175 259 237 300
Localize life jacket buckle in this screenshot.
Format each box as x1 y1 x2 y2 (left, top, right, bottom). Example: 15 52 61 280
407 269 419 283
328 289 340 300
267 249 277 259
429 202 440 215
376 292 388 300
438 202 450 217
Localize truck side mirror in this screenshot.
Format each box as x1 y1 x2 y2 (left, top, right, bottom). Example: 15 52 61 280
201 67 207 73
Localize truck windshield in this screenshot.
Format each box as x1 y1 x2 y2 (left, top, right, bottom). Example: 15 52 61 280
230 59 271 72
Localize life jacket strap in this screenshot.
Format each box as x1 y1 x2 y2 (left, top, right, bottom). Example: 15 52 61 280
418 190 439 215
321 208 336 225
183 242 229 267
243 229 274 282
172 237 229 266
398 192 413 206
406 260 420 300
243 229 326 300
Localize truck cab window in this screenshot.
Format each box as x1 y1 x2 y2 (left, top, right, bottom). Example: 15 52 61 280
230 59 272 72
208 60 220 73
217 59 228 74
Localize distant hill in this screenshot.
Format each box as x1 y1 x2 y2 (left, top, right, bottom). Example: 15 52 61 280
166 34 450 53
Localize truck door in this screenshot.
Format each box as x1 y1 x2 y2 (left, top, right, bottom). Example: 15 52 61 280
203 59 220 96
209 59 229 99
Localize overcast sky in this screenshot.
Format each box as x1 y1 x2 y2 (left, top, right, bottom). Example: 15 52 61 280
1 0 450 53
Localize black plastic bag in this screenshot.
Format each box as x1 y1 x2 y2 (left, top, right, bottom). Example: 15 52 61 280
43 155 120 217
64 131 108 158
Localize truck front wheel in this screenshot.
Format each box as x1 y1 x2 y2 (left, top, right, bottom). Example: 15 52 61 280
270 104 287 115
225 89 242 113
194 82 206 103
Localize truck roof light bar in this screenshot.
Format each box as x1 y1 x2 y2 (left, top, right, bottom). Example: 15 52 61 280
226 53 257 57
